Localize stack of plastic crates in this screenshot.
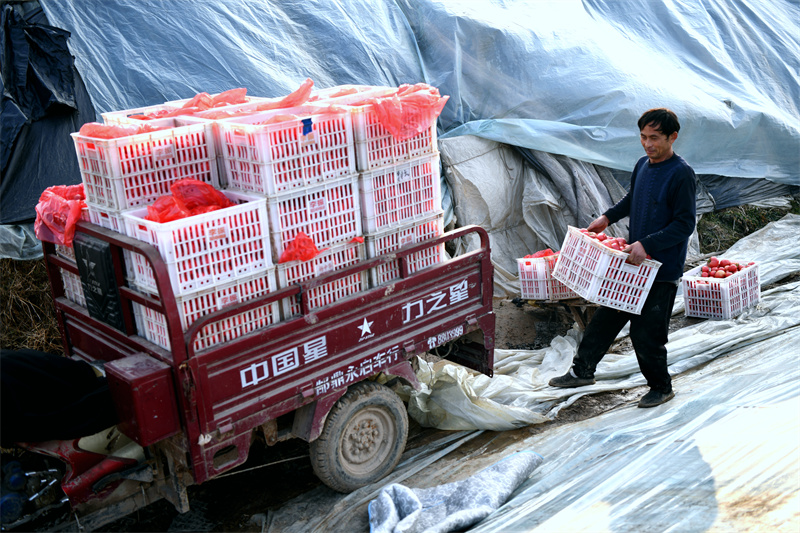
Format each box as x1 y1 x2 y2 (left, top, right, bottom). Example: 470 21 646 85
552 226 661 314
517 253 579 301
120 190 279 352
54 208 90 308
216 103 366 317
681 263 760 319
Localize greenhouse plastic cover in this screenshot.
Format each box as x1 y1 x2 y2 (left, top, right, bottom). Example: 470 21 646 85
39 0 800 184
264 215 800 532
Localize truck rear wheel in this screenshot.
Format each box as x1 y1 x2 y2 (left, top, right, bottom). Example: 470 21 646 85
309 381 408 493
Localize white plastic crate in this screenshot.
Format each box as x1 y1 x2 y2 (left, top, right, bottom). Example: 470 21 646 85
681 263 760 320
318 88 439 171
267 174 362 260
218 105 356 195
72 120 219 211
359 153 443 233
365 214 446 287
101 95 274 125
552 226 662 314
60 269 86 307
517 254 579 300
86 203 126 234
277 240 367 317
122 190 271 296
132 270 280 352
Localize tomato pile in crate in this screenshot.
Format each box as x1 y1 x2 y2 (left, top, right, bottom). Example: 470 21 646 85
217 106 356 195
122 190 271 296
552 226 661 314
517 251 578 301
132 270 281 352
72 119 219 211
359 154 442 233
365 214 446 287
277 241 368 317
681 258 760 320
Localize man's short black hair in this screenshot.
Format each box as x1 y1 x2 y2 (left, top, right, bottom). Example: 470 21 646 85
638 108 680 138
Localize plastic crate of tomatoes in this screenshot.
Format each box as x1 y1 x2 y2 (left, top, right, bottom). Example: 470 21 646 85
313 87 439 172
267 174 362 260
122 190 271 296
359 153 442 233
365 213 445 287
277 240 367 318
217 105 356 195
552 226 661 314
71 120 219 211
517 250 579 301
681 258 760 320
132 269 281 353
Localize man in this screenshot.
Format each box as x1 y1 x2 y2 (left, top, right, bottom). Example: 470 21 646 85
549 108 697 408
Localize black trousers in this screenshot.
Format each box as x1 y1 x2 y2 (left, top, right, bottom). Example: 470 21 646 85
1 349 118 446
571 281 679 393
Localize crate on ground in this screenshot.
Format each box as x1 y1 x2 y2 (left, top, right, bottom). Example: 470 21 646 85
268 174 361 260
318 88 438 171
132 270 280 352
218 105 355 195
72 119 219 211
122 190 271 296
681 263 760 320
365 214 446 287
518 253 579 300
277 240 367 318
359 153 442 233
552 226 661 314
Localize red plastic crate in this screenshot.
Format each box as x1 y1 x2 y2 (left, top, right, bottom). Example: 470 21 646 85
316 88 438 171
359 153 442 233
132 270 280 352
681 263 760 319
218 105 355 195
552 226 661 314
277 241 367 317
267 174 362 260
72 120 219 210
122 190 271 296
517 254 579 300
365 214 445 287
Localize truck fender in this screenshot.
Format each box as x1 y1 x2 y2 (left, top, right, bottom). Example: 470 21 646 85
292 389 347 443
384 359 421 392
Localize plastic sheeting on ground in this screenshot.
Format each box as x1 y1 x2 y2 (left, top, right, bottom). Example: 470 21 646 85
368 451 542 533
408 214 800 432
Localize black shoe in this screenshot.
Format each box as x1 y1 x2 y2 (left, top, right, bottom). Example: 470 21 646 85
549 371 595 388
638 389 675 408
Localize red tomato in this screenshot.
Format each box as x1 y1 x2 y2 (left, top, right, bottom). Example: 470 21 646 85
701 266 710 273
708 257 719 268
596 233 608 241
719 258 731 267
714 270 726 278
701 272 709 277
726 264 738 273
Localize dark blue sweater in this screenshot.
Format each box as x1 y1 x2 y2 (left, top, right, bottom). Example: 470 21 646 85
604 153 697 281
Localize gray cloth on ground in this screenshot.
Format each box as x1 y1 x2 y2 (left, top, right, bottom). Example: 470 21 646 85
368 451 542 533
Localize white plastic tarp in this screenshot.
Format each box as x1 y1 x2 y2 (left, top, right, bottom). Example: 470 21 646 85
39 0 800 184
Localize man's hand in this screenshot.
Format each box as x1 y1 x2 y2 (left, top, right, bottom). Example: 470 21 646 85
586 215 609 233
622 241 648 265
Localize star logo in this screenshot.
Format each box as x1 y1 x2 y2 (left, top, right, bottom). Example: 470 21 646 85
358 318 374 338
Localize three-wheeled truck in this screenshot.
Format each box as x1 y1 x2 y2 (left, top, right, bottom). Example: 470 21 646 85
1 220 495 531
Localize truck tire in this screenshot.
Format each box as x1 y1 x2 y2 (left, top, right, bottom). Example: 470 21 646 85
309 381 408 493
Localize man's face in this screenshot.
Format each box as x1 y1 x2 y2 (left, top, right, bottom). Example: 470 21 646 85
640 123 677 164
